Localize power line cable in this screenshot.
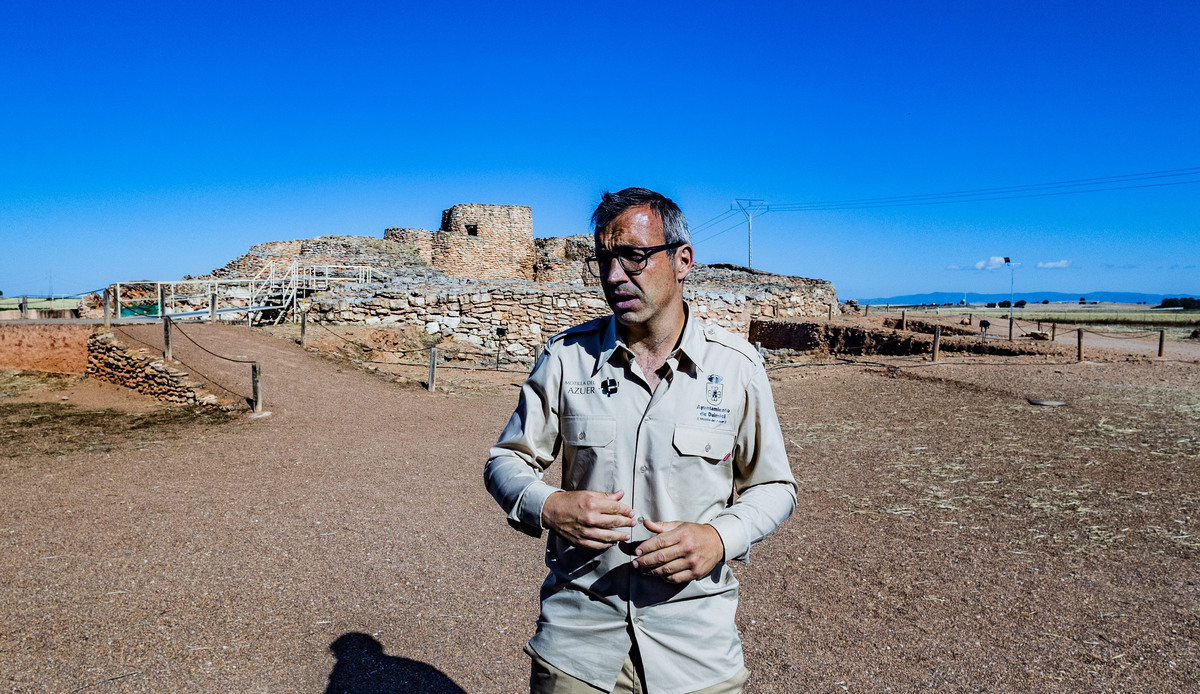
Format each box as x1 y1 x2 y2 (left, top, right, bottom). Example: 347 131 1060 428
693 216 758 246
769 166 1200 210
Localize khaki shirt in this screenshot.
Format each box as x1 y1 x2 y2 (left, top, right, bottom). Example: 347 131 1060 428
485 305 797 694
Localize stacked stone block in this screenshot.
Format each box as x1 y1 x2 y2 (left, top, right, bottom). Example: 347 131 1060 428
86 332 225 407
308 275 839 359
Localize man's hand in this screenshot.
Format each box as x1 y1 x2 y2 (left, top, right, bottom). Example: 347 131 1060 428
541 489 636 550
631 520 725 583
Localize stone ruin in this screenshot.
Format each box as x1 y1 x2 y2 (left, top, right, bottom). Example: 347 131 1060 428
182 202 846 361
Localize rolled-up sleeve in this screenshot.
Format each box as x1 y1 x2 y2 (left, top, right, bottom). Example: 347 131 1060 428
484 348 564 538
709 362 797 562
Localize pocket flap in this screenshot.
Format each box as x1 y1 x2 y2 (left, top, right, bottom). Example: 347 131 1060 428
562 415 615 447
672 425 735 461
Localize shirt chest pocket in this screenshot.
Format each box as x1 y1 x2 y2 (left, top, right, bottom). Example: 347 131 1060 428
561 415 616 491
667 425 737 507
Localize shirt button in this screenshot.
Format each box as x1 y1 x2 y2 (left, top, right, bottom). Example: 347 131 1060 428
578 432 586 440
640 466 647 473
704 443 712 452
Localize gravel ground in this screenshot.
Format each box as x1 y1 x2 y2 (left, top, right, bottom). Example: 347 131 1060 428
2 323 1197 692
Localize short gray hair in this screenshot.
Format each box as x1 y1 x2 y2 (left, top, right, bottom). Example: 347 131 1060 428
591 187 690 246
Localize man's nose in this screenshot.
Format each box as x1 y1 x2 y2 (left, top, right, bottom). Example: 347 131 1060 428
603 257 630 284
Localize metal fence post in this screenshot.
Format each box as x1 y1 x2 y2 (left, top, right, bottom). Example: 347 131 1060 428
103 288 112 329
210 291 218 323
428 347 438 392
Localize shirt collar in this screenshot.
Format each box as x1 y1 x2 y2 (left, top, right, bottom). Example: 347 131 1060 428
593 301 708 377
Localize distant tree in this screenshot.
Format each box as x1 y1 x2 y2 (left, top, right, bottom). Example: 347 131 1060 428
1041 299 1049 304
986 302 997 308
1079 297 1086 304
1015 299 1027 308
1159 297 1200 310
998 300 1012 308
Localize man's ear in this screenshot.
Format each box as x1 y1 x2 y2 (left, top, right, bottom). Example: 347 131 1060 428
674 244 694 282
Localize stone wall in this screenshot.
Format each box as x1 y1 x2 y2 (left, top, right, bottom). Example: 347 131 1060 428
203 236 431 280
533 235 595 285
385 204 534 281
308 275 840 359
86 332 225 407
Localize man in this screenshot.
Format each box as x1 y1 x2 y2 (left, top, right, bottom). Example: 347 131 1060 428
485 188 797 694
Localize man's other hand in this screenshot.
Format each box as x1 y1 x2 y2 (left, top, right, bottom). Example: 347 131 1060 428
541 490 636 550
632 520 725 583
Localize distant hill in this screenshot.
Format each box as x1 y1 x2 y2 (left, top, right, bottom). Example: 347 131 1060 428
856 291 1200 306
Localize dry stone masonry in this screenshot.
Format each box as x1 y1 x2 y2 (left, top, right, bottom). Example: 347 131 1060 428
87 332 226 407
385 204 535 280
307 270 839 360
190 201 844 359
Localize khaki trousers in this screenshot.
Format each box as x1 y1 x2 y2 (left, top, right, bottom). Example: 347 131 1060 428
527 645 750 694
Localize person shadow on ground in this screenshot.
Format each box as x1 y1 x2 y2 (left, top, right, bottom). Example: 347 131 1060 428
324 632 467 694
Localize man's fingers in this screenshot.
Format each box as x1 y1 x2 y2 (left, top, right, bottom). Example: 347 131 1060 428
642 519 680 534
585 491 634 514
636 520 685 554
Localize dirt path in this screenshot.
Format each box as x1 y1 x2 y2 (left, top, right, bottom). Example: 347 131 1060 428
2 326 1198 692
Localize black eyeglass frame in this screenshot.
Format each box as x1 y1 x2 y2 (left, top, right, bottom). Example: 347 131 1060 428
585 241 686 277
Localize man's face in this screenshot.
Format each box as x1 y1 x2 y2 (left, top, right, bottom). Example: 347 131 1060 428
594 205 692 328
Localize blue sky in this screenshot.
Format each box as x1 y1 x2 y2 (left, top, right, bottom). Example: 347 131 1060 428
2 0 1197 301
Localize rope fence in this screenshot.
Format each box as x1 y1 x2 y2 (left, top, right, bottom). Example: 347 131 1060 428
112 322 263 412
304 315 532 379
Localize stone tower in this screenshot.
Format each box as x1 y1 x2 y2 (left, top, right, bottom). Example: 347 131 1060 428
385 204 534 280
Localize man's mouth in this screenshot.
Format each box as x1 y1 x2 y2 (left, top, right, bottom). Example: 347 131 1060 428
608 293 640 311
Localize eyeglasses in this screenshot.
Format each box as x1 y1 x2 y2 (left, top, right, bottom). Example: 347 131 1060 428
585 242 684 278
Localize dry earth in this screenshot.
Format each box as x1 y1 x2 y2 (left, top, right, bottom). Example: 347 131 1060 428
2 323 1198 693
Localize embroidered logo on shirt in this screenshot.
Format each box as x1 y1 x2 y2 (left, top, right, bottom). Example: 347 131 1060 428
600 378 618 396
565 379 597 395
705 374 724 405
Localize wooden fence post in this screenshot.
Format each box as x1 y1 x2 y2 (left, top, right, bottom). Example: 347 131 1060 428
251 362 263 413
19 296 28 319
865 305 870 316
158 284 166 319
932 326 942 362
427 347 438 392
828 304 833 320
901 310 907 331
210 291 218 323
163 317 172 361
1051 323 1057 341
300 310 308 349
1077 328 1084 361
1008 313 1014 342
1159 330 1165 358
